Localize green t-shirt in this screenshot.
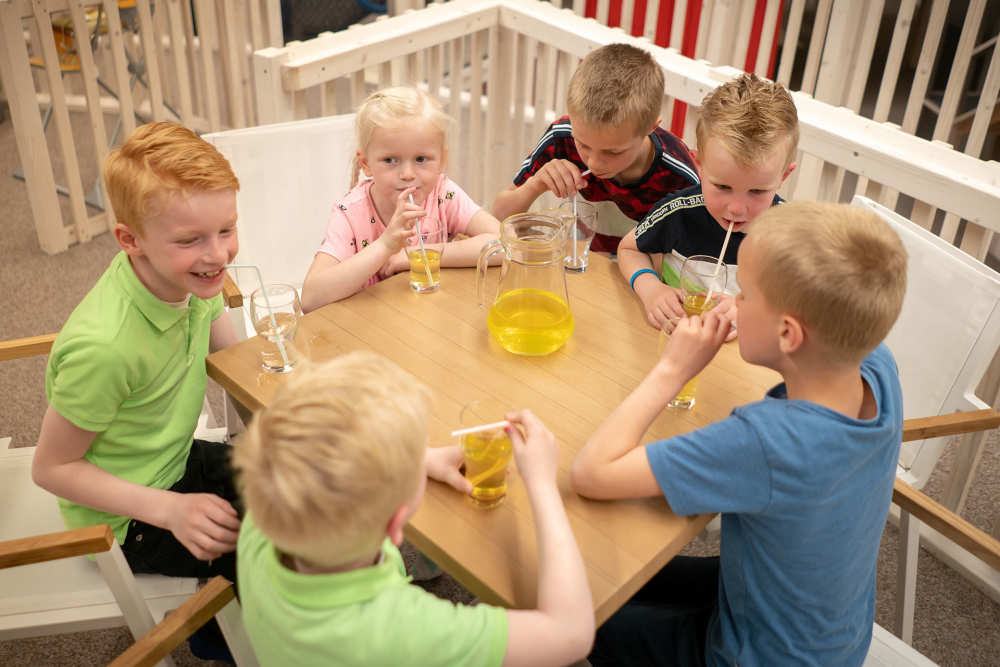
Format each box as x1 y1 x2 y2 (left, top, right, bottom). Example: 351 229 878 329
237 513 509 666
45 251 224 543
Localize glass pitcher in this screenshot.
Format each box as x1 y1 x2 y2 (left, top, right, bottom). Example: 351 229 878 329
476 212 575 356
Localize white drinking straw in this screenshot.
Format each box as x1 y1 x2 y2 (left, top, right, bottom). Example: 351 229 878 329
226 263 291 368
704 221 734 304
409 193 435 285
450 420 511 438
571 170 593 265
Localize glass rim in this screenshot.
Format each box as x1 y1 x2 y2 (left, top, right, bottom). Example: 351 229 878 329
250 283 300 309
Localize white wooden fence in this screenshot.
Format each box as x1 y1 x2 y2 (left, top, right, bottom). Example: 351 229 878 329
0 0 281 254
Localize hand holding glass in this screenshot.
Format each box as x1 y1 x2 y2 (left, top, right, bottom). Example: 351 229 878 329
662 255 727 409
459 399 513 508
250 283 302 373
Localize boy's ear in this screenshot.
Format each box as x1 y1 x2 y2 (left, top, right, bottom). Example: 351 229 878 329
690 149 703 179
114 223 144 257
384 503 410 546
778 313 805 356
781 161 797 183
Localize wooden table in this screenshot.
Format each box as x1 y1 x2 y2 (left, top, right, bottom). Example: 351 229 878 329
207 255 780 624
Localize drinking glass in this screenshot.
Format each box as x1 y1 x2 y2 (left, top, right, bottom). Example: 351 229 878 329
459 399 513 509
560 200 597 272
405 227 446 293
249 283 302 373
664 255 727 409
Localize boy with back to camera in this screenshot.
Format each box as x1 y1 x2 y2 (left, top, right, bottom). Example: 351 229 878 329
492 43 698 252
620 73 799 331
33 122 243 582
233 351 595 667
572 202 908 666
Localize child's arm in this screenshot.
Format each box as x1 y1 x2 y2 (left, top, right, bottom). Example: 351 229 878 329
492 160 588 222
209 310 239 352
618 230 685 330
301 189 423 312
571 310 732 500
501 410 595 667
32 407 241 559
440 209 501 268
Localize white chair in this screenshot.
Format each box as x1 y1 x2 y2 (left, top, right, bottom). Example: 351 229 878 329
204 114 356 337
852 196 1000 498
0 335 225 651
851 196 1000 652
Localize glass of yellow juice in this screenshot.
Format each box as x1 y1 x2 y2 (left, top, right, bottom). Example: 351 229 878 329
405 227 445 293
664 255 727 409
459 399 513 508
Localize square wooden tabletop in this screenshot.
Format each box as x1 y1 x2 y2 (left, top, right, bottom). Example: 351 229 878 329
207 254 780 624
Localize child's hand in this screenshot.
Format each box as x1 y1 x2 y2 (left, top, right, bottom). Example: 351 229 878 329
425 445 473 495
165 492 241 561
378 186 423 254
637 281 686 331
528 159 589 199
658 309 732 382
505 409 558 490
378 249 410 279
715 294 739 342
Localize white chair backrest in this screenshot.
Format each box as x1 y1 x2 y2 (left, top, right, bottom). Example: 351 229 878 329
204 114 356 297
851 196 1000 487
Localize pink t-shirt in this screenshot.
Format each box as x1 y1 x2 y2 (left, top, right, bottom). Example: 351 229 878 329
317 175 480 287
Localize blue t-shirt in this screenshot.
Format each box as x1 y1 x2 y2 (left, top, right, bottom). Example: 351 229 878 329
646 344 902 666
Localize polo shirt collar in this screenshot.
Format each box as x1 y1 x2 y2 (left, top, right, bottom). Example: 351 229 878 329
111 251 188 332
268 539 411 609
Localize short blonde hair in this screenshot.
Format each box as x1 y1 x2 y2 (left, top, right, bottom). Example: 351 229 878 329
696 73 799 169
352 86 451 186
103 121 239 236
747 201 907 363
233 352 430 567
567 43 664 136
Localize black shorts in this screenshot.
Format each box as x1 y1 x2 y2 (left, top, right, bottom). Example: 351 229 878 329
121 439 242 583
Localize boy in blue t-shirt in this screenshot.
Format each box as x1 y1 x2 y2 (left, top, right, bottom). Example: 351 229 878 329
619 73 798 331
572 201 909 666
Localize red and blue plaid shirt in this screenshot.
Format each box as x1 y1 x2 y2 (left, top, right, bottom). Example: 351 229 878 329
513 116 699 252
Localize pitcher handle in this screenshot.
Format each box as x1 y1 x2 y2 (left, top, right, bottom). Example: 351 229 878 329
476 239 504 308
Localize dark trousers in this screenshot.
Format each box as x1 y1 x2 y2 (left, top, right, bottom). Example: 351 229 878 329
121 439 242 584
589 556 720 667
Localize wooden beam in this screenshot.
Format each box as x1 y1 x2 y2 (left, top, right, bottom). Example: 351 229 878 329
109 576 235 667
893 477 1000 573
0 333 58 361
901 410 1000 442
222 271 243 309
0 525 114 569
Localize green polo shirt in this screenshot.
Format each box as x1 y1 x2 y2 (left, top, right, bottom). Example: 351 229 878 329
45 251 223 543
237 513 508 666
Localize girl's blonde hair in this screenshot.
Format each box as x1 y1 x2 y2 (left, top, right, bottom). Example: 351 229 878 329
351 86 451 187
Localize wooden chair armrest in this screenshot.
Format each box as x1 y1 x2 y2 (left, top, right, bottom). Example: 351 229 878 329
109 576 236 667
0 524 114 569
893 477 1000 572
902 409 1000 442
223 270 243 309
0 333 58 361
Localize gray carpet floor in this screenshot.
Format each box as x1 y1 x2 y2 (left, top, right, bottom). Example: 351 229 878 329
1 109 999 666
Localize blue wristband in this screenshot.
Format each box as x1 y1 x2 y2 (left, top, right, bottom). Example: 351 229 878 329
630 268 659 291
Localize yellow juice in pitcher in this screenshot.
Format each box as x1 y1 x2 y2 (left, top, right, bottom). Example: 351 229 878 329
462 430 513 508
486 288 574 356
408 248 442 292
669 293 719 408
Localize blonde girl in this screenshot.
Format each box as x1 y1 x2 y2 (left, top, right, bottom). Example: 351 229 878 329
302 87 500 311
